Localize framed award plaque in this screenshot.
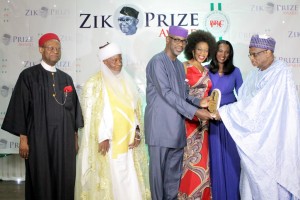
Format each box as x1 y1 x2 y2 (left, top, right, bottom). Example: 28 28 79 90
208 89 221 113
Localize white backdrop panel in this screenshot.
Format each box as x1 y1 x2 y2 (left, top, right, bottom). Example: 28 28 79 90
0 0 299 180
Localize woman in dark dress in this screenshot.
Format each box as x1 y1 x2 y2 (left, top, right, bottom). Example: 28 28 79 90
208 40 243 200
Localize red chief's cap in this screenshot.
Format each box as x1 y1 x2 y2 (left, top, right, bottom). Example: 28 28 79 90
38 33 60 47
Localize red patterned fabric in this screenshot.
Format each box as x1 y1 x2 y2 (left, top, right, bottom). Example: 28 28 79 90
178 65 212 200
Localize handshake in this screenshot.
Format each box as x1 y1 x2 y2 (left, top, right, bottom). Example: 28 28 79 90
195 89 221 121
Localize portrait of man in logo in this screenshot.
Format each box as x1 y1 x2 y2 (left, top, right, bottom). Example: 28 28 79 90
0 139 8 149
265 2 275 14
118 6 139 35
1 85 9 97
40 6 49 18
2 34 11 46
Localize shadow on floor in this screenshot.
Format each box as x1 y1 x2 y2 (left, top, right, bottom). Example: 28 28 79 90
0 180 25 200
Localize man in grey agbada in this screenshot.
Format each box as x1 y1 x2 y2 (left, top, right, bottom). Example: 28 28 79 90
144 26 213 200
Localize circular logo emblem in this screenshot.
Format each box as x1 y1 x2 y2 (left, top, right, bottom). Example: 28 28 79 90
113 5 143 36
204 11 229 37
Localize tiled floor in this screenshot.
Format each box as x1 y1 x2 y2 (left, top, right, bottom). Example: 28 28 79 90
0 180 24 200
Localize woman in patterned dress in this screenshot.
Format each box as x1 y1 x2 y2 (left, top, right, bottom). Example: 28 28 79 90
178 30 216 200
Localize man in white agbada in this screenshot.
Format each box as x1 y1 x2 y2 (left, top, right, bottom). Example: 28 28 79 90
214 34 300 200
75 43 150 200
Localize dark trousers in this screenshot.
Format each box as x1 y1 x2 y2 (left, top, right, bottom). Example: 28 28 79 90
148 146 184 200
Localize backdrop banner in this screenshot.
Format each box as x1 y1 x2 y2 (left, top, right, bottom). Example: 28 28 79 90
1 0 300 154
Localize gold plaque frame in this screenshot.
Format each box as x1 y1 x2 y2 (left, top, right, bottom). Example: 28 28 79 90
208 89 221 113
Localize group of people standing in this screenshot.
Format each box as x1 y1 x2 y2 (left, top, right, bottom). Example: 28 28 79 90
145 26 243 200
1 25 300 200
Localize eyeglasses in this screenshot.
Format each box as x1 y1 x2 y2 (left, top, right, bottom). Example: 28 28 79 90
169 36 188 45
248 50 267 58
118 17 134 24
44 46 61 52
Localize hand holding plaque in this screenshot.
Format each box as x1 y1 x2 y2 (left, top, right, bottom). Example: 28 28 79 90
208 89 221 113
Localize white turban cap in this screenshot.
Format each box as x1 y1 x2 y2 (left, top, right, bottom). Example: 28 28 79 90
98 43 121 61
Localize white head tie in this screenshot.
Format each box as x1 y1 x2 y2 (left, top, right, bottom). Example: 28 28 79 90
98 43 121 61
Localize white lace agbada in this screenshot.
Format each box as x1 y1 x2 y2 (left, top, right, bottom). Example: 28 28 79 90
219 59 300 200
